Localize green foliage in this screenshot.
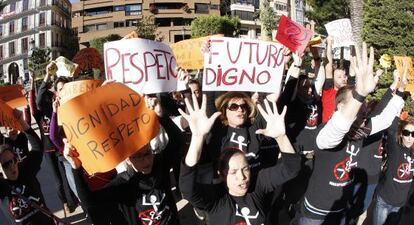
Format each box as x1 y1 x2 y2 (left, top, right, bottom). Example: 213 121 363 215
259 0 279 39
135 16 163 41
363 0 414 57
89 34 122 55
305 0 350 34
29 47 51 78
191 15 240 38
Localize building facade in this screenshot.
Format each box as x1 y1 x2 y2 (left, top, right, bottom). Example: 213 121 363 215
0 0 74 84
72 0 221 47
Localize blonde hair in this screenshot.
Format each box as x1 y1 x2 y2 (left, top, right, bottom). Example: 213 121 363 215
214 92 257 126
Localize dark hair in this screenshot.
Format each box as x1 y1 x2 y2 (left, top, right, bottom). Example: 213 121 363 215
53 76 70 92
0 144 13 156
335 85 354 107
217 148 245 176
215 92 257 125
397 119 414 151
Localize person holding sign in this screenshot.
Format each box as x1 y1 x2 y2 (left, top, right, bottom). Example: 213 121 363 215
0 110 56 225
64 101 186 225
179 94 300 225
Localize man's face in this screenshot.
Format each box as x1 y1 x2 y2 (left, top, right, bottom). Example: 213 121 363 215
333 69 348 90
127 146 154 175
0 150 19 181
225 153 250 197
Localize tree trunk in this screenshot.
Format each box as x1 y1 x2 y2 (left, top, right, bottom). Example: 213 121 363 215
349 0 364 47
260 0 271 41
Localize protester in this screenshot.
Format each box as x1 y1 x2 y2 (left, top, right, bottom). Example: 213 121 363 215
179 94 300 224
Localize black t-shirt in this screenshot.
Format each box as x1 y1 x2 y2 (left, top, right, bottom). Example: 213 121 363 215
4 133 29 162
377 117 414 207
180 153 301 225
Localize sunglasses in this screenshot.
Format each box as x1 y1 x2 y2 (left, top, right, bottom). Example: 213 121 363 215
227 103 248 111
1 157 17 169
402 130 414 137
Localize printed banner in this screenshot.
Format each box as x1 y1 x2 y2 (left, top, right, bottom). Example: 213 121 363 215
171 35 223 70
0 100 23 131
58 83 160 174
275 15 313 56
0 85 27 108
324 19 355 48
203 37 288 93
59 80 103 105
394 56 414 95
104 38 178 94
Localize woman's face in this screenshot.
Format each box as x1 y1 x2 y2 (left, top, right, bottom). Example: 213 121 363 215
225 153 250 197
226 98 248 128
401 124 414 149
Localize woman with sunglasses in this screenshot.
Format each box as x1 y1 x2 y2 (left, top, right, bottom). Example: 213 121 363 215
0 110 56 225
373 114 414 225
179 94 300 225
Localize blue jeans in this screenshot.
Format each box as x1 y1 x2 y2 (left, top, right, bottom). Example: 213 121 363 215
298 215 346 225
62 159 80 199
373 195 401 225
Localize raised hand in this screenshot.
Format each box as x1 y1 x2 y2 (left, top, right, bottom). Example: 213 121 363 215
352 42 379 97
255 99 287 139
178 94 221 137
52 97 60 113
63 139 82 169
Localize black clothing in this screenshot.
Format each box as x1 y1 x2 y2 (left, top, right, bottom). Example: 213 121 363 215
3 133 29 162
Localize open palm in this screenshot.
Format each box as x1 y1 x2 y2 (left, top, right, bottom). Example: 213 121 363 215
255 100 287 139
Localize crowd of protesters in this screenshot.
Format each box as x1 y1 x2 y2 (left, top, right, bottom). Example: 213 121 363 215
0 33 414 225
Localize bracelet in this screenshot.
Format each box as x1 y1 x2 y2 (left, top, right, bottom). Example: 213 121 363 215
352 89 366 103
294 64 301 68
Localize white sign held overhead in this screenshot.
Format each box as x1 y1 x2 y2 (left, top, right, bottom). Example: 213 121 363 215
203 37 288 93
325 19 355 48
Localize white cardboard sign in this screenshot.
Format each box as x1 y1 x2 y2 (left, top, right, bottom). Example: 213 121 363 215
104 38 180 94
203 37 288 93
325 19 355 48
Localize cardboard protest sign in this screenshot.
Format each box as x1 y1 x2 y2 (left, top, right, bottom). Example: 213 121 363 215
58 83 160 174
0 100 23 131
324 19 354 48
0 85 27 108
203 37 288 93
275 15 313 56
104 38 178 94
59 80 103 105
394 56 414 95
171 35 223 70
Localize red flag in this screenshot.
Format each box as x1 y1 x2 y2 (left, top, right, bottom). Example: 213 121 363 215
275 15 313 56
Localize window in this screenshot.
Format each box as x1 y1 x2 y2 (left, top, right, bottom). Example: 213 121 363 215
210 4 219 10
126 19 138 27
155 18 171 27
9 2 16 12
39 33 45 47
125 4 141 16
233 10 254 21
195 3 209 14
114 5 125 11
234 0 254 4
9 21 15 34
114 22 124 28
23 0 29 11
39 13 46 26
154 3 184 10
22 17 28 31
0 46 3 59
9 42 15 57
40 0 46 6
21 38 28 53
85 7 112 16
0 25 2 37
96 23 107 30
275 2 287 11
83 25 95 32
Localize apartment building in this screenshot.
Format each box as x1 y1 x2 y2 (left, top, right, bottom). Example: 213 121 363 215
0 0 74 84
72 0 221 47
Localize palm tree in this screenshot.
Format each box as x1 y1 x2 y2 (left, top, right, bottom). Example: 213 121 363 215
349 0 364 47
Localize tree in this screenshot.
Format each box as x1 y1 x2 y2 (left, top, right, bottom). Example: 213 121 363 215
191 15 240 38
89 34 122 55
259 0 278 41
135 16 163 41
220 0 231 16
305 0 350 34
72 48 104 79
349 0 364 47
29 47 51 79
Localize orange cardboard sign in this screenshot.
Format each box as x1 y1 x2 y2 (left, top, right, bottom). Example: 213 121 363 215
0 85 27 108
394 56 414 95
58 83 160 174
59 80 103 105
170 35 223 70
0 100 23 131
